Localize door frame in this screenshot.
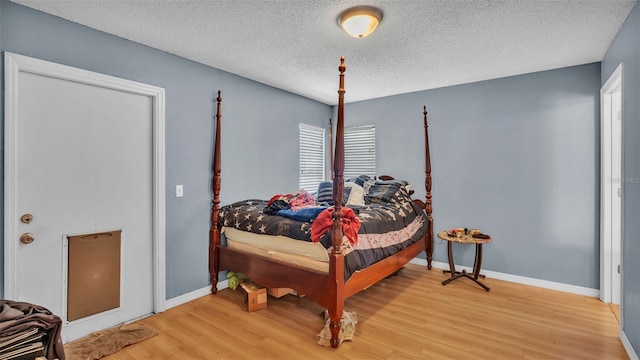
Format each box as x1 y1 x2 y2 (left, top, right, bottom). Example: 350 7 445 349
600 63 623 309
4 52 166 313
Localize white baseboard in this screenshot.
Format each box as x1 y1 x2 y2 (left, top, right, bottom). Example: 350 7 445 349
165 280 229 309
621 329 639 360
409 258 599 298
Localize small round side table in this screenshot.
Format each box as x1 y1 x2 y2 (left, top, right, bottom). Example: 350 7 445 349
437 231 492 292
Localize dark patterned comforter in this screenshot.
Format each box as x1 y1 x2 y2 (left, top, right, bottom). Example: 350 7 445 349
220 190 428 281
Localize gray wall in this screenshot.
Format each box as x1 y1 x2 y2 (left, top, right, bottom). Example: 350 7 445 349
602 2 640 355
0 2 331 299
340 63 601 289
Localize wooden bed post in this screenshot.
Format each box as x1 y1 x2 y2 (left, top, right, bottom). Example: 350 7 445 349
328 57 346 348
209 91 223 293
423 106 434 269
329 117 333 180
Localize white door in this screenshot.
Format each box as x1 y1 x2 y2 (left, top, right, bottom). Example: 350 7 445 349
4 53 166 342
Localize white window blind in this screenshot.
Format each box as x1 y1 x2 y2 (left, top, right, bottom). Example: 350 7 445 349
344 125 376 179
299 123 325 192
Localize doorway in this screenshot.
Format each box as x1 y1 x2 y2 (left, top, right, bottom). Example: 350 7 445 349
600 63 623 312
4 52 166 342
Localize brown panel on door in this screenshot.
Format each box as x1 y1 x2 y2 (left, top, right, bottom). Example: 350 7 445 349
67 230 121 322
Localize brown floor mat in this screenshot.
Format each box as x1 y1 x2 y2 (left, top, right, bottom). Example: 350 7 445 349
64 323 158 360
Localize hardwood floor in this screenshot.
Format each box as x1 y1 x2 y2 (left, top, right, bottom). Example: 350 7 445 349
611 303 621 323
103 264 627 359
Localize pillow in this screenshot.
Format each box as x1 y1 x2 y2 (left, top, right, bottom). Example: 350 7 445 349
343 182 365 207
365 180 405 204
361 178 376 195
366 182 401 204
345 175 376 195
315 181 353 206
381 179 409 187
353 175 372 187
316 181 334 204
341 187 352 206
389 184 412 204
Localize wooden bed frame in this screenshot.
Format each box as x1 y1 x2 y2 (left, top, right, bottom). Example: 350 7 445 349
209 57 433 348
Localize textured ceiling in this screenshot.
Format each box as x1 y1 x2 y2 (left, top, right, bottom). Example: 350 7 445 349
11 0 637 105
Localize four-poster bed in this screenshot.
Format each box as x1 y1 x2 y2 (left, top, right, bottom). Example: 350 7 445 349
208 57 434 348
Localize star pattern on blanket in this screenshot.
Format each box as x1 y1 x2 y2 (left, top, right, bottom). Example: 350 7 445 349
300 222 311 234
383 208 396 221
358 212 373 220
219 200 321 241
219 191 423 244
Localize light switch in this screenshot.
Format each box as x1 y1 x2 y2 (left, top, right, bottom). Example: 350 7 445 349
176 185 184 198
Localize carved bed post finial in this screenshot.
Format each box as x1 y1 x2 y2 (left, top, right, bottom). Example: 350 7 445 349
423 105 433 269
210 91 223 293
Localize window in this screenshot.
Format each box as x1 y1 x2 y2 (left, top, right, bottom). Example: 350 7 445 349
344 125 376 178
299 123 325 192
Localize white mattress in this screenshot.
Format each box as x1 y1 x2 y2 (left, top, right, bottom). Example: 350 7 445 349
222 226 330 273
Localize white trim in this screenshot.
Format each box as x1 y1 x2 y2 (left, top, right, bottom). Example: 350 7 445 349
3 52 166 312
166 280 229 309
600 63 624 304
153 71 167 313
621 329 639 360
409 258 599 297
3 52 19 299
166 286 213 309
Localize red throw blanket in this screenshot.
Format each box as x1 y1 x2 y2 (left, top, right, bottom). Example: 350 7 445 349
311 207 361 246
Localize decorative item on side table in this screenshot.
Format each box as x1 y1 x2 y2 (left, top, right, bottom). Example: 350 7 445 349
438 229 492 291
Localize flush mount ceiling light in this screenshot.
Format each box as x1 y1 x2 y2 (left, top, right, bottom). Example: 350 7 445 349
337 6 383 38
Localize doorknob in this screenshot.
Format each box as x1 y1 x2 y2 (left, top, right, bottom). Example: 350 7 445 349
20 233 34 244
